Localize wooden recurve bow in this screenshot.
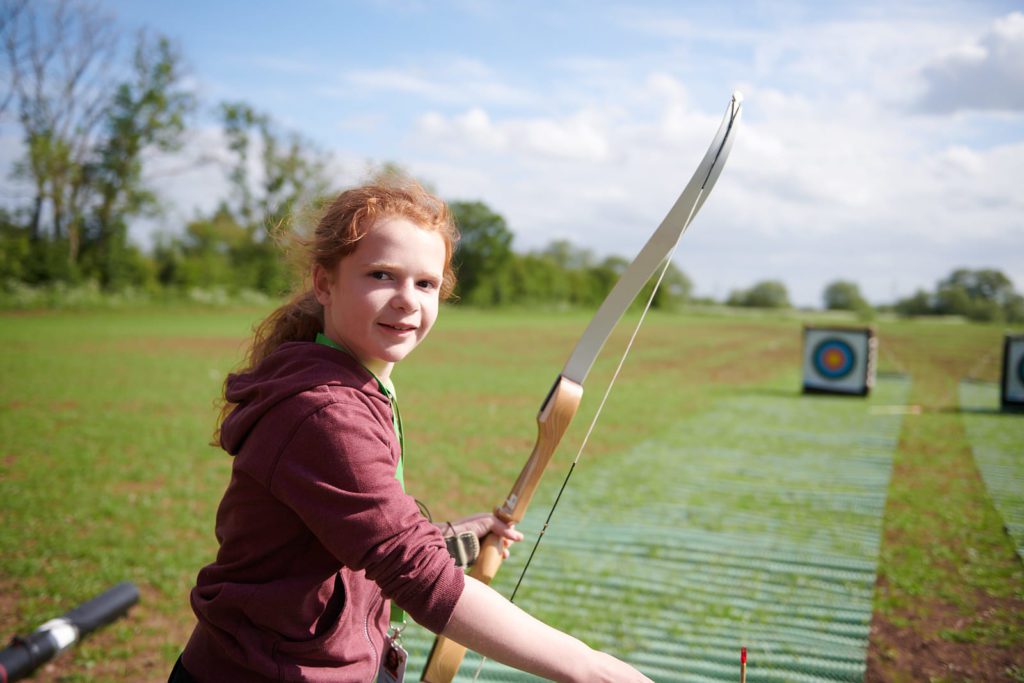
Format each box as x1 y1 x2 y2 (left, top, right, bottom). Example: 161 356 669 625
421 91 744 683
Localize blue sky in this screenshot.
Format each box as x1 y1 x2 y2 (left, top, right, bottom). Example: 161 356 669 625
11 0 1024 305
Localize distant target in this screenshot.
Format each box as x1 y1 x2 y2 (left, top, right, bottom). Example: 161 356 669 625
1000 334 1024 409
812 338 856 380
803 326 875 397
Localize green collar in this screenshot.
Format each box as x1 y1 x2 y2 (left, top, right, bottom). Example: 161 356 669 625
314 333 394 397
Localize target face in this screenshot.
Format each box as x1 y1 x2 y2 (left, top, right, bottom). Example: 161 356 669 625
802 326 876 396
1001 336 1024 407
812 339 856 380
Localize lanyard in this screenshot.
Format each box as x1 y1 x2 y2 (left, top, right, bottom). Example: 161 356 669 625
314 333 408 626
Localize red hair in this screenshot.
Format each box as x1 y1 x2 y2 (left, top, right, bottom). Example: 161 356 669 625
214 178 459 439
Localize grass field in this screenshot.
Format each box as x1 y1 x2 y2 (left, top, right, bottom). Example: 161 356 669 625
1 306 1021 681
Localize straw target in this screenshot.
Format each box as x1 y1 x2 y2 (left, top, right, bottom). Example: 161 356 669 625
1000 334 1024 409
802 326 876 396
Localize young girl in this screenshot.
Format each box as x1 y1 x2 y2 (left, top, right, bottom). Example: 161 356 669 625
171 180 651 683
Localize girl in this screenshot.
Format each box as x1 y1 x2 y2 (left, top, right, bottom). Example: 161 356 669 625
172 180 651 683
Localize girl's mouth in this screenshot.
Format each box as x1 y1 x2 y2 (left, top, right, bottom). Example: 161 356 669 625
380 322 417 333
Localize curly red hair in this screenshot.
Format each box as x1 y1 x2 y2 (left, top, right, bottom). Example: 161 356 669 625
214 178 459 440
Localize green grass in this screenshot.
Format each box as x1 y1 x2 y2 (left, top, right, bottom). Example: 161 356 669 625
867 320 1023 681
401 371 910 681
1 306 1021 681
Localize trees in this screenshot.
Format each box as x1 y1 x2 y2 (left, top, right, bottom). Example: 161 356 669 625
442 198 694 310
86 34 194 288
215 102 330 295
934 268 1015 322
220 101 329 236
893 289 933 317
450 200 514 306
2 0 117 248
638 260 692 311
727 280 791 308
151 105 332 296
892 268 1024 323
823 280 873 318
823 280 868 311
1 1 193 288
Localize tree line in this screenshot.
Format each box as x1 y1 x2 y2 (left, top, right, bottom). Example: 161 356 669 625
0 0 694 311
1 1 1021 323
724 272 1023 323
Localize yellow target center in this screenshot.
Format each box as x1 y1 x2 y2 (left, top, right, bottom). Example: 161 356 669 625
823 349 845 369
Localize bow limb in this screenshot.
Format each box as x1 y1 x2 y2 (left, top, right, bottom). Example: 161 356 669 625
421 376 583 683
421 92 743 683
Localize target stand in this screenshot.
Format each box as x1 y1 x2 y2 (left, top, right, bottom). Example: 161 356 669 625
1000 334 1024 411
802 325 877 397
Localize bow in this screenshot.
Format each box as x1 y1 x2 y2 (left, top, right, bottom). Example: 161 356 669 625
421 92 743 683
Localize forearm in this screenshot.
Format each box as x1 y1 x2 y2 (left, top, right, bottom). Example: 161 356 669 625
439 576 593 683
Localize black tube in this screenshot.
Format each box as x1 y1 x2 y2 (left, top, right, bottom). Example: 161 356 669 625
0 582 140 683
64 582 139 636
0 631 62 683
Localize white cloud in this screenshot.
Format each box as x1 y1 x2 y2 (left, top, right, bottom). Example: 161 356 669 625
916 12 1024 112
335 61 537 108
407 50 1024 306
417 105 614 162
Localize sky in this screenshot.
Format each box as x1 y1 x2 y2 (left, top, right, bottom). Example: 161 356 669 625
8 0 1024 306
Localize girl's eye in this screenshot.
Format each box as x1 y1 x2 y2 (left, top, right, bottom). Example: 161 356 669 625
370 271 390 281
418 279 439 290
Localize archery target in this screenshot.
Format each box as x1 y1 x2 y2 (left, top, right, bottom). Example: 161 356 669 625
802 326 876 396
1000 335 1024 408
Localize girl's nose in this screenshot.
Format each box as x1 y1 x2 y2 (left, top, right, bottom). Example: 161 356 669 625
391 281 417 310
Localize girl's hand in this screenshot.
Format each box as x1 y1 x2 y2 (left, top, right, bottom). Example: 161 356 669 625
443 513 524 559
579 649 654 683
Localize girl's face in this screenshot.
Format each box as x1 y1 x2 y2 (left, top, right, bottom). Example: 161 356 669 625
314 216 447 380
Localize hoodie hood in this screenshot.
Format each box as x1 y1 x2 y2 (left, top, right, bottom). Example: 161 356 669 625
220 341 381 455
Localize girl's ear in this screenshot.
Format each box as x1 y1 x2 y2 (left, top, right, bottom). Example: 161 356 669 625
312 264 333 306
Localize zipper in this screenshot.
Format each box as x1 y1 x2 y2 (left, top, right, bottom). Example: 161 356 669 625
363 591 383 679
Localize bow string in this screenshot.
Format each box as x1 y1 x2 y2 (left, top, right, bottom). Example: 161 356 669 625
421 91 744 683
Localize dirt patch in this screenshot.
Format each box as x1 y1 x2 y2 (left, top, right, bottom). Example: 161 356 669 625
111 475 168 496
3 399 79 413
620 322 798 386
0 578 22 645
867 588 1024 682
78 336 247 358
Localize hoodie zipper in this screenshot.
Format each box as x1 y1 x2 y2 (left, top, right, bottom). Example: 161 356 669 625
364 592 383 679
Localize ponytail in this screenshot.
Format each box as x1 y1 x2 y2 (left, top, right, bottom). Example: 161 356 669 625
213 290 321 443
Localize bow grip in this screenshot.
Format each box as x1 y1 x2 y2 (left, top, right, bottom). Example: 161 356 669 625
420 376 583 682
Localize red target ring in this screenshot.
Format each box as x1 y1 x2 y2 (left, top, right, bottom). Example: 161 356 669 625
812 338 856 380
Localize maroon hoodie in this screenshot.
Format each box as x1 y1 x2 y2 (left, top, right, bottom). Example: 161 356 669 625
182 342 464 682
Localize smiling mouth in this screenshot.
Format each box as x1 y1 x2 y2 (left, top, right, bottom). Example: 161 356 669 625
380 322 417 332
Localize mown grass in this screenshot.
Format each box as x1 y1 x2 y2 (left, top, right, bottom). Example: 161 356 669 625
867 321 1024 682
0 306 1021 681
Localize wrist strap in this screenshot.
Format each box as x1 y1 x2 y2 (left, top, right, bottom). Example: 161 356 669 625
445 532 480 567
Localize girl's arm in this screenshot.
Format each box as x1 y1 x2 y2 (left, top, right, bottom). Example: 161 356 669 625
440 576 652 683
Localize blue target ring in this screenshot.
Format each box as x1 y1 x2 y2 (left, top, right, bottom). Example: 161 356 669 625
813 338 856 380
